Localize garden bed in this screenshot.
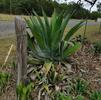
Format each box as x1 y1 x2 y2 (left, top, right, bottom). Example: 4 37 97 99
0 43 101 100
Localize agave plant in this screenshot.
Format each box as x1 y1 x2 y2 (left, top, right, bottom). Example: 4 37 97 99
26 9 83 64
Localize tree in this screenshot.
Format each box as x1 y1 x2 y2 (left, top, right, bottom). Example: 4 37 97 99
67 1 90 19
97 2 101 13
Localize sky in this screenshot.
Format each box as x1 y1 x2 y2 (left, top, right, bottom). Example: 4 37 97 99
57 0 100 11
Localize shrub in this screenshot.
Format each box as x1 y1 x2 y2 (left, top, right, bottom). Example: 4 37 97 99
26 9 83 64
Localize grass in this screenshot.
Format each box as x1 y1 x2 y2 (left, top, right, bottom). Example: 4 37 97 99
66 24 100 42
0 14 98 22
76 25 101 42
0 14 29 21
0 36 16 66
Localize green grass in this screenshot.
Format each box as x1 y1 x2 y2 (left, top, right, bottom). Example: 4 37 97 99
0 36 16 65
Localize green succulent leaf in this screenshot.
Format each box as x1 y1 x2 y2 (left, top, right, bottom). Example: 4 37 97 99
65 21 84 41
63 42 81 58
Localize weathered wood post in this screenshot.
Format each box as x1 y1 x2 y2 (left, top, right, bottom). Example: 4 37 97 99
15 16 27 85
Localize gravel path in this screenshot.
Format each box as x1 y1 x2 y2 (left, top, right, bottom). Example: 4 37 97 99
0 20 99 37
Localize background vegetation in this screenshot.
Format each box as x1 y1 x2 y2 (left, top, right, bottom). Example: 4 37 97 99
0 0 101 20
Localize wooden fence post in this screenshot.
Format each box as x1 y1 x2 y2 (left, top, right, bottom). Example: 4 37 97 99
15 16 27 85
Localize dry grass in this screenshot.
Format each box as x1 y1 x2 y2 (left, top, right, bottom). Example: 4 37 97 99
0 14 15 21
0 36 16 66
78 25 101 42
0 14 29 21
67 24 101 42
0 14 97 21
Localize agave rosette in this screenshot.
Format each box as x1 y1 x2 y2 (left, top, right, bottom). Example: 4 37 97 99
25 9 84 63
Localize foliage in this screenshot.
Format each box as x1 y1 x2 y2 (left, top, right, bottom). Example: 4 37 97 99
90 91 101 100
67 2 90 19
16 82 33 100
75 95 84 100
97 2 101 13
91 11 100 20
0 72 11 93
26 9 83 63
75 78 88 95
55 92 84 100
0 0 100 19
93 40 101 54
74 35 88 45
29 61 67 99
55 92 72 100
28 61 87 99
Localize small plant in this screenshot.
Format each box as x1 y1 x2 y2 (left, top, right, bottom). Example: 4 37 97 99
0 72 11 93
90 91 101 100
75 78 88 95
16 82 33 100
55 92 84 100
75 95 84 100
93 41 101 55
75 35 88 45
55 92 72 100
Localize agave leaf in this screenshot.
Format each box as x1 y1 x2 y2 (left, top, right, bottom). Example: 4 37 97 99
51 29 61 50
51 9 57 33
30 16 48 49
32 10 45 34
51 11 63 42
43 62 52 76
61 13 72 35
27 34 36 53
31 11 48 48
42 9 51 49
63 43 81 58
26 19 45 49
28 57 43 65
51 12 73 51
27 34 45 60
64 21 84 41
43 84 51 94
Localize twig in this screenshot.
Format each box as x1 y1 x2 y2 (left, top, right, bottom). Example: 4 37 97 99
2 44 14 67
